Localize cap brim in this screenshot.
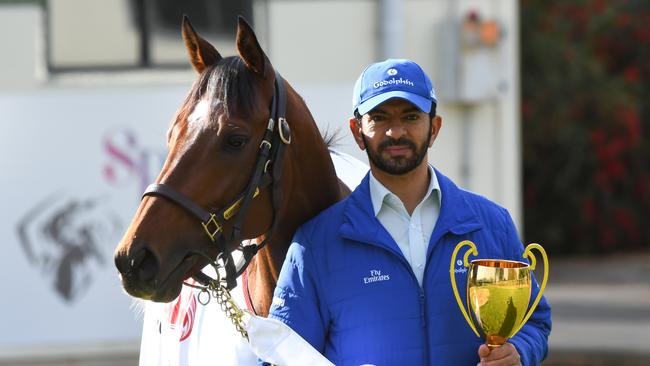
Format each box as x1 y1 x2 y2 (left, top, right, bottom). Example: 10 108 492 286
357 91 432 115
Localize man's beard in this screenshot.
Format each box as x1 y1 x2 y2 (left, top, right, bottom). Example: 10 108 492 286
361 125 431 175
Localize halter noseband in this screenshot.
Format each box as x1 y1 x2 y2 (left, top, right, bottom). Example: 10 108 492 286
142 70 290 290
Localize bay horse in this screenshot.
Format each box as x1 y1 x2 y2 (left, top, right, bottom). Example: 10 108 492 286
113 15 352 322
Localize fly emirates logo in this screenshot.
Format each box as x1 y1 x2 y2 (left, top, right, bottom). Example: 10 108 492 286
363 269 391 284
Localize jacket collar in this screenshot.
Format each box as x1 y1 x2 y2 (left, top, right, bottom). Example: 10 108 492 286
340 169 483 252
369 164 441 216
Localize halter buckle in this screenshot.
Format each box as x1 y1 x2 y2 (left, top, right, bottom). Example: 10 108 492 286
202 213 223 242
260 140 272 150
279 117 291 145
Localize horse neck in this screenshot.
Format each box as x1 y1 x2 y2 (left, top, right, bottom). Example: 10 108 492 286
246 87 343 316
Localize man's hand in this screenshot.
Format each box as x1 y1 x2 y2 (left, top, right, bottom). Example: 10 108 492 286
477 343 521 366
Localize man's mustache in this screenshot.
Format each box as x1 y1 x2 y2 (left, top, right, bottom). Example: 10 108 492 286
378 138 416 151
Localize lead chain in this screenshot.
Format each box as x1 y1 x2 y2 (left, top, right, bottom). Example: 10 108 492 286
205 279 249 340
183 253 250 340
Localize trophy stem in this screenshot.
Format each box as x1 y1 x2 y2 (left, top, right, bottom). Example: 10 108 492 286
485 335 507 350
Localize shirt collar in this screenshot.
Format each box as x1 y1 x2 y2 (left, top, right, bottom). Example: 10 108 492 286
369 164 442 217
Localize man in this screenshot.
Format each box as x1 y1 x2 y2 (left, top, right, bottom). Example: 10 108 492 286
268 59 551 365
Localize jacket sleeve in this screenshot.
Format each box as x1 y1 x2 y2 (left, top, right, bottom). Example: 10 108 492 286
501 210 552 366
267 227 329 353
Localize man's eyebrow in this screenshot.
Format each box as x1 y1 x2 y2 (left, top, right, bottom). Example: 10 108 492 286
403 107 420 114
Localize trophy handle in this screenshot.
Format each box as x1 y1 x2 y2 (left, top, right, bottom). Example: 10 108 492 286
450 240 480 337
511 243 549 335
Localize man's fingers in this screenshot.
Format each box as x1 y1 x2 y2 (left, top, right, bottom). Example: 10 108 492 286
479 343 521 366
487 343 513 359
478 343 512 360
477 344 491 359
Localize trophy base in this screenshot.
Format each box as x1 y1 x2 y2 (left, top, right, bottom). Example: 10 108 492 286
486 335 508 350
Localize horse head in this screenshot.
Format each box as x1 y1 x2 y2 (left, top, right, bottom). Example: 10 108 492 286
114 17 342 312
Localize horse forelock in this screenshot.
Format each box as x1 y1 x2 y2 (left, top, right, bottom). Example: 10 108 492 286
199 57 260 120
168 57 262 144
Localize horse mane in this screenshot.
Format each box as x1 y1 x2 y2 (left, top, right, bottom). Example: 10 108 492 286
321 126 345 149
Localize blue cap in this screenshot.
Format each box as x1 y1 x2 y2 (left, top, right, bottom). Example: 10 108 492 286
352 59 437 115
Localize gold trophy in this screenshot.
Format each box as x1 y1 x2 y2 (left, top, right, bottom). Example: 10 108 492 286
450 240 548 349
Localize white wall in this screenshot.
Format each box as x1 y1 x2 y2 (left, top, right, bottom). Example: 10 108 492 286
0 85 184 359
0 5 45 88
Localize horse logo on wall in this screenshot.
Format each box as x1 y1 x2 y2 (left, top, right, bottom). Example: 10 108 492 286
16 193 121 303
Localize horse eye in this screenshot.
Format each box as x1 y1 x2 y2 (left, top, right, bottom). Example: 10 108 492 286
226 135 248 150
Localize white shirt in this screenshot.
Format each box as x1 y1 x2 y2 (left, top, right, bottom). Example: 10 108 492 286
369 164 441 287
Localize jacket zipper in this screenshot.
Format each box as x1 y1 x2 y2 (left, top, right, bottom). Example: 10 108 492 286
364 242 430 365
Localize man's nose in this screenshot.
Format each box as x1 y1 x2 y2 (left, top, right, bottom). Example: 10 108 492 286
385 120 406 139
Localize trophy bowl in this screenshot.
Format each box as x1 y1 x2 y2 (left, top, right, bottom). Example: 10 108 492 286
450 241 548 349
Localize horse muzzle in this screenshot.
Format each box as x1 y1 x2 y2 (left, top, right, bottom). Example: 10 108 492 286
114 243 196 302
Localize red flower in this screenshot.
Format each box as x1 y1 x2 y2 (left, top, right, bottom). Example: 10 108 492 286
635 28 650 42
591 129 606 145
615 14 632 27
605 160 625 179
582 199 597 222
591 0 607 13
623 67 640 83
567 5 589 23
617 108 641 144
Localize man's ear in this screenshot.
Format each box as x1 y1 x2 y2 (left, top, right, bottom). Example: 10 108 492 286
428 115 442 147
349 117 366 150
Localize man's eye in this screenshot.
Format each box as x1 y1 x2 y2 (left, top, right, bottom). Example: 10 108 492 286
226 135 248 150
405 114 419 121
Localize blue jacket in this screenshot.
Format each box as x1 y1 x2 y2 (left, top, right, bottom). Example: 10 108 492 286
269 170 551 365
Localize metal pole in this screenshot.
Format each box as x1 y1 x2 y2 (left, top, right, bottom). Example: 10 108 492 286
379 0 403 59
134 0 150 67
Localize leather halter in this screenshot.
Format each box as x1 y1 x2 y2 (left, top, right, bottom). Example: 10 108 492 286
142 70 290 290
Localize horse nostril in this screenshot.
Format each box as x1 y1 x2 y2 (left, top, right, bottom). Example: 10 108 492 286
115 249 134 276
133 247 158 285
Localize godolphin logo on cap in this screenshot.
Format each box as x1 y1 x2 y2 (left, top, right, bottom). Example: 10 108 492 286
387 68 398 76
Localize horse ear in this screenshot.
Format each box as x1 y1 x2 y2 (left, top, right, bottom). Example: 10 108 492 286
236 16 267 76
182 15 222 73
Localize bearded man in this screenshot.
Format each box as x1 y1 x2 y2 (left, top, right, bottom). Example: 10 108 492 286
267 59 551 366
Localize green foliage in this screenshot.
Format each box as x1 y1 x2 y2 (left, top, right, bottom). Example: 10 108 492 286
521 0 650 255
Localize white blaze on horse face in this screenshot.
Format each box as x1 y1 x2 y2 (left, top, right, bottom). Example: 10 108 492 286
188 98 227 128
168 98 218 156
188 99 212 127
182 98 225 146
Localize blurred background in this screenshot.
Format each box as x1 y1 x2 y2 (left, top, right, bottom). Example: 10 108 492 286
0 0 647 365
